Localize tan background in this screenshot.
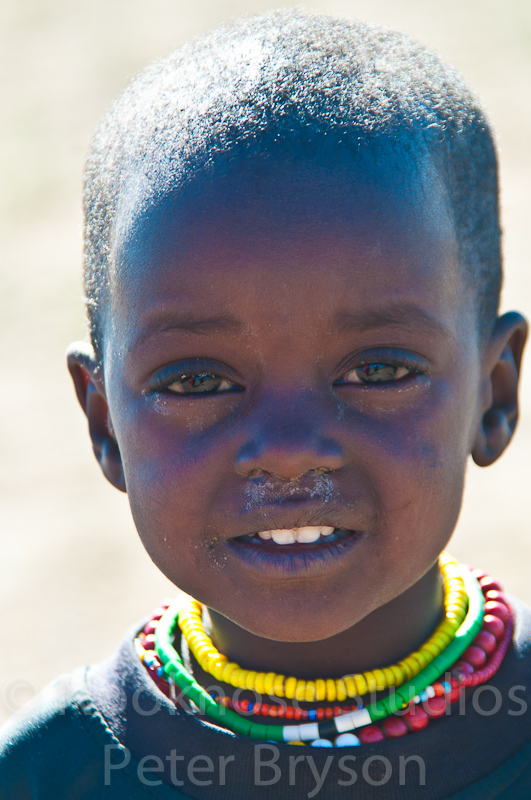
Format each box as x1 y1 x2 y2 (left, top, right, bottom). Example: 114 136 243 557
0 0 529 724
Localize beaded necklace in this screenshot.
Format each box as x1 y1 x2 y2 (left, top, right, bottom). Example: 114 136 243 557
177 552 467 701
154 562 484 743
135 562 513 746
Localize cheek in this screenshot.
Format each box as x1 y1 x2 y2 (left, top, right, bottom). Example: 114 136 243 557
122 427 207 527
111 397 238 579
114 388 229 496
348 414 469 616
365 386 473 548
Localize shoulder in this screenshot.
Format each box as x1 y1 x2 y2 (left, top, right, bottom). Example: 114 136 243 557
0 665 189 799
440 596 531 799
446 739 531 799
0 668 123 798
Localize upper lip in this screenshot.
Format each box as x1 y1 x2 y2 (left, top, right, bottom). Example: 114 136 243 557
223 502 362 540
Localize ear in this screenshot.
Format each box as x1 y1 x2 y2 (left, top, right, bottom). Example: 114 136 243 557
66 342 127 492
472 311 528 467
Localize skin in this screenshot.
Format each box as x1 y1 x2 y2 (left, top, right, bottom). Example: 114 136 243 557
68 148 527 682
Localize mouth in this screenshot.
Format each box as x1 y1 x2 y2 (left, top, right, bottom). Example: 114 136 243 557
237 525 350 546
227 526 363 578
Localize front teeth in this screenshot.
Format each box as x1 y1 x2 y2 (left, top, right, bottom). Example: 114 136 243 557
296 526 331 543
270 530 297 545
257 526 336 545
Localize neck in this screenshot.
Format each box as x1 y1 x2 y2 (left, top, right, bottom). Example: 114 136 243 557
203 563 443 679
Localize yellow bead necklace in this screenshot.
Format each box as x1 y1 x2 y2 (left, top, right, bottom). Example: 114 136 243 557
178 552 467 703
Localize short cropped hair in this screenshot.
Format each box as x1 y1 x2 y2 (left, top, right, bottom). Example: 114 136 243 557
83 9 502 361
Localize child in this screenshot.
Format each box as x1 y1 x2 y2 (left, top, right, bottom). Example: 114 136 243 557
1 9 530 798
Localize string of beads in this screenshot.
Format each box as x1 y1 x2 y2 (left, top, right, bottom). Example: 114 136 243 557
177 552 467 701
212 682 450 722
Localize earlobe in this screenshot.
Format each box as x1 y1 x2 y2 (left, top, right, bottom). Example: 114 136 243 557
66 342 127 492
472 312 528 467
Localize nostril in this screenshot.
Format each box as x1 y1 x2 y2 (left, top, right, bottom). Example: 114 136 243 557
234 430 345 481
310 466 333 476
247 468 272 480
246 466 331 482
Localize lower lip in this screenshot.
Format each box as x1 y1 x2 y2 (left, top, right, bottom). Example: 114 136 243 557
226 529 363 579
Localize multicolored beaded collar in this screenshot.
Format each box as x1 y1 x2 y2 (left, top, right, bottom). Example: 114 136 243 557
135 558 513 747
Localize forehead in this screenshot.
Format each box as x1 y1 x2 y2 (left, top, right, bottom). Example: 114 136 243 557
107 149 467 355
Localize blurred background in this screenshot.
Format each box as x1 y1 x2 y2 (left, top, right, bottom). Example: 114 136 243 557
0 0 529 724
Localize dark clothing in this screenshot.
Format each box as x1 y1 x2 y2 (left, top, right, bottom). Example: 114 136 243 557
1 599 531 799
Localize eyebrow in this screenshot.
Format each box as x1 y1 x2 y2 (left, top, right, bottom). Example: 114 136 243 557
334 303 450 339
131 302 449 354
131 312 244 352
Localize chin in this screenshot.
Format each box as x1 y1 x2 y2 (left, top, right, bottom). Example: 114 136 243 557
227 597 372 643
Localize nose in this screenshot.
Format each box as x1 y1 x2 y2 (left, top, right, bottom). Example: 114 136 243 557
234 396 346 481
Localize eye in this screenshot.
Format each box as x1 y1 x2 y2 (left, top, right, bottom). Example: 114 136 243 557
166 372 242 395
335 363 413 386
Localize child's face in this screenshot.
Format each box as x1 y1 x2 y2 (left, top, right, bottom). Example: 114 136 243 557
82 150 513 642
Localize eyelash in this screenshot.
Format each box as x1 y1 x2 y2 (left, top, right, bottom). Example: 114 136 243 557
333 357 423 387
149 361 243 396
159 372 242 395
149 354 425 396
